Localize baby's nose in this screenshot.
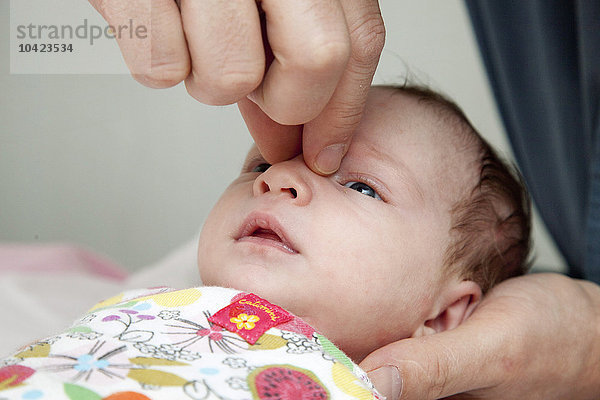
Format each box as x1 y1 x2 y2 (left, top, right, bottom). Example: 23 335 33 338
252 159 312 206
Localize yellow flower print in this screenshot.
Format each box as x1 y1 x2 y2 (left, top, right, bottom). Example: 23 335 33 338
230 313 260 330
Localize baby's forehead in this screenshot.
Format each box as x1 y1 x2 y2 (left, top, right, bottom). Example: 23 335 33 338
355 87 481 200
354 88 471 156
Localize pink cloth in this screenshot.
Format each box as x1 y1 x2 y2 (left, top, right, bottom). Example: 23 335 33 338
0 239 199 357
0 243 128 281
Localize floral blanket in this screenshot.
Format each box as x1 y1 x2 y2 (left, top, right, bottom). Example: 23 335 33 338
0 286 381 399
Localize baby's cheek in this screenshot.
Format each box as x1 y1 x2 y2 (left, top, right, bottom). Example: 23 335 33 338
197 255 222 286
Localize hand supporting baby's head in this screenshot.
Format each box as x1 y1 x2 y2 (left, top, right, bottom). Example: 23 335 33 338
197 85 531 362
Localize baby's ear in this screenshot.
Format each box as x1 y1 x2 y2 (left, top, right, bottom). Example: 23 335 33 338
419 280 482 336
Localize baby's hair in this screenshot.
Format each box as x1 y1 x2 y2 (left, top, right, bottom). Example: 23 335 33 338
387 84 532 293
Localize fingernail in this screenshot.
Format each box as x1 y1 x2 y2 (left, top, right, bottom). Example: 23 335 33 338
315 144 345 175
368 366 402 400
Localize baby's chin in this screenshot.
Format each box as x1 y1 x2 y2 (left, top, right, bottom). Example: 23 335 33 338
200 260 291 300
198 263 373 360
200 271 314 320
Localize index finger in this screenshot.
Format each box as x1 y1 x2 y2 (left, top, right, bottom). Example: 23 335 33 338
302 0 385 175
247 0 352 125
89 0 190 88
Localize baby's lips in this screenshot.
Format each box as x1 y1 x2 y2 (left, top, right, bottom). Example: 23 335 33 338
235 211 300 254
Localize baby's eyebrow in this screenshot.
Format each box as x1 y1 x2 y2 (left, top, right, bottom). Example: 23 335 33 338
353 144 425 205
391 159 426 205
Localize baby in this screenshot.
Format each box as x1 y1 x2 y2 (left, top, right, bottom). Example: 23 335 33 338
197 85 531 362
0 85 530 399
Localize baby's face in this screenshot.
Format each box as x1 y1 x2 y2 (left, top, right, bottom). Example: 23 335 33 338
198 87 476 361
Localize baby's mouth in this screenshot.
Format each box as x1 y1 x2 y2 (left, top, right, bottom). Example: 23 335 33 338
236 213 299 254
251 228 283 242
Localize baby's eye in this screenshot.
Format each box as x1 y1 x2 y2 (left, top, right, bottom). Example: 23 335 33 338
252 163 272 173
344 181 382 200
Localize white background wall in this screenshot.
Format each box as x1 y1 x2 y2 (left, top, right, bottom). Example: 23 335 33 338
1 0 566 272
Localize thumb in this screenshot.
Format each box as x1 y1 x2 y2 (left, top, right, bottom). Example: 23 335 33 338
360 323 503 400
301 0 385 175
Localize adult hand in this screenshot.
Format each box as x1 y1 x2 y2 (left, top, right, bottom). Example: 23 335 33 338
360 273 600 399
89 0 385 175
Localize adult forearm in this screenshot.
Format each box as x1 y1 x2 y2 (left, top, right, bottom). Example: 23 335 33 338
578 279 600 398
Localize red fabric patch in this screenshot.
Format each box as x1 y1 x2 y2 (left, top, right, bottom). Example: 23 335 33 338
208 293 293 344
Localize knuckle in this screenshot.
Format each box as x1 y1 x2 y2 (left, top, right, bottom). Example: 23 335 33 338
325 102 364 133
428 355 452 398
296 37 351 73
427 345 459 399
396 358 437 400
397 345 455 399
213 68 263 95
135 64 189 89
330 111 362 134
350 12 386 66
186 68 261 105
263 101 311 126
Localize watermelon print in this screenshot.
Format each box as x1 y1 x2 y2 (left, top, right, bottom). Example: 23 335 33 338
0 286 380 399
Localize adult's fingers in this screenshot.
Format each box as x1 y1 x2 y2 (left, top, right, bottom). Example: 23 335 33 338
181 0 266 105
247 0 352 125
360 273 600 399
360 316 506 400
302 0 385 175
237 98 302 164
89 0 190 88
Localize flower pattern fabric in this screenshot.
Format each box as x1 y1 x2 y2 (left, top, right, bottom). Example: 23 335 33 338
0 286 382 399
230 313 260 330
